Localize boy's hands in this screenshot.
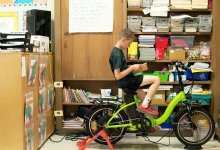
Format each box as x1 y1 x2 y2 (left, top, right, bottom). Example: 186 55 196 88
131 64 140 71
131 63 148 74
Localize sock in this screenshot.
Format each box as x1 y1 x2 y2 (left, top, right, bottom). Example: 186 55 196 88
142 96 151 107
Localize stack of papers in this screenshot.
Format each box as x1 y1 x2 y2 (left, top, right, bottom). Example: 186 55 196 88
138 35 155 47
153 0 170 6
141 25 157 32
170 0 192 10
139 48 156 61
143 85 173 91
192 0 208 9
150 6 169 17
171 15 190 32
190 62 213 72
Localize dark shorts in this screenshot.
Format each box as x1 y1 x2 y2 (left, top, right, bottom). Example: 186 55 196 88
126 75 143 91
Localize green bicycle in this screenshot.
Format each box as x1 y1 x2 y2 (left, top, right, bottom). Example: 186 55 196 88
85 62 215 148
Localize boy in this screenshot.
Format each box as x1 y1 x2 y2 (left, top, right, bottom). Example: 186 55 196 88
109 28 160 117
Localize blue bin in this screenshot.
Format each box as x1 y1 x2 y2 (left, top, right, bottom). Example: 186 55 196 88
174 71 187 82
186 69 211 81
160 123 173 129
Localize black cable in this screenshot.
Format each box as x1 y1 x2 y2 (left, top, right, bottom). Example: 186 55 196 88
143 129 172 146
65 135 85 141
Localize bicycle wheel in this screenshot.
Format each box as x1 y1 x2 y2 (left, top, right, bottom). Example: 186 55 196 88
173 108 215 146
86 104 128 145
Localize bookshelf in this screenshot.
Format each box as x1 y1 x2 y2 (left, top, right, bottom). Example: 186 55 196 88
0 53 54 150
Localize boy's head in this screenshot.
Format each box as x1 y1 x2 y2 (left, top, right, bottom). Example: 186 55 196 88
118 28 135 49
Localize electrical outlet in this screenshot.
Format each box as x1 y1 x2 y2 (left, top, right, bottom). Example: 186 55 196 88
54 81 63 88
54 110 63 117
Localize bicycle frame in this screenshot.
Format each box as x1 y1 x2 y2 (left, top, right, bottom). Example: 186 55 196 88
106 91 187 130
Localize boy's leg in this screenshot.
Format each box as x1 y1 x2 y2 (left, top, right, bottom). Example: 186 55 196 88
137 76 160 117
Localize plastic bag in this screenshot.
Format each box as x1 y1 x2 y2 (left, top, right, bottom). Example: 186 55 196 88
200 41 211 60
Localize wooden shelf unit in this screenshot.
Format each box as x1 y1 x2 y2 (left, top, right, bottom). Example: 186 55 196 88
0 53 54 150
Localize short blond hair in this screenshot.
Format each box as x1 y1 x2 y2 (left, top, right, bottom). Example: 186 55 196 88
118 28 135 40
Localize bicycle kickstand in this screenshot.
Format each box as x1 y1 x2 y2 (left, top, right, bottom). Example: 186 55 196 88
76 129 114 150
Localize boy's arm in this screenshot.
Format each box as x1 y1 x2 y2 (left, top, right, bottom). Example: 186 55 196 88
114 64 139 80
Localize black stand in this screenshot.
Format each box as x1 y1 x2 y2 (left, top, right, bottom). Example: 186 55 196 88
184 144 202 150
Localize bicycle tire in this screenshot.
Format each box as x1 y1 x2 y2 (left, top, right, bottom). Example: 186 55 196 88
173 108 215 146
85 104 128 145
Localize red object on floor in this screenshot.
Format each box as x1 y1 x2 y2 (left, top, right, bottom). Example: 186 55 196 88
76 130 114 150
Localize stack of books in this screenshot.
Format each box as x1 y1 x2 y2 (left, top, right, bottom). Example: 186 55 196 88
62 118 84 129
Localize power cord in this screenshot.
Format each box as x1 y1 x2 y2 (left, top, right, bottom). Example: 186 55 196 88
49 135 65 143
143 129 172 146
49 132 87 143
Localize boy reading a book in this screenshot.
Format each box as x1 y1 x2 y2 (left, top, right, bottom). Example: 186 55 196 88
109 28 160 117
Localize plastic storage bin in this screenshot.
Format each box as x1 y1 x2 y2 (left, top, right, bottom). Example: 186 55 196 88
154 71 169 82
170 36 195 48
127 16 142 32
186 69 211 81
141 0 153 8
142 17 156 26
191 94 212 106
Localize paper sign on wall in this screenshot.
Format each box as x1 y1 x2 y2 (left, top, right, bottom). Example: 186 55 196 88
69 0 113 33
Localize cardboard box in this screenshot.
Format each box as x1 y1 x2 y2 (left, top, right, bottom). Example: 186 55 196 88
169 49 185 60
151 90 166 105
30 35 49 52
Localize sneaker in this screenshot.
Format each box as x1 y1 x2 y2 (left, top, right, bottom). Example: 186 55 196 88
137 104 159 117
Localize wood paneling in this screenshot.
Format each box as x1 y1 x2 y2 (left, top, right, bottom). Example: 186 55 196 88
61 0 124 79
211 0 220 123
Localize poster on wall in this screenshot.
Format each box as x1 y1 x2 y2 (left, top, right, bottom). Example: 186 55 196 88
15 0 33 4
0 0 13 4
0 0 48 7
47 85 54 110
38 114 46 146
28 59 38 86
25 125 34 150
0 12 18 32
69 0 113 33
39 87 46 113
24 92 34 126
34 0 47 5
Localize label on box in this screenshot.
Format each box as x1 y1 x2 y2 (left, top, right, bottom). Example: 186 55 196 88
154 94 162 99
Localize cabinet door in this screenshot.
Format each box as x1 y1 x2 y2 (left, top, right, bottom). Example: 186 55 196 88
61 0 125 80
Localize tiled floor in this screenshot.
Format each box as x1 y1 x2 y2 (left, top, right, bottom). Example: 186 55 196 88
40 133 220 150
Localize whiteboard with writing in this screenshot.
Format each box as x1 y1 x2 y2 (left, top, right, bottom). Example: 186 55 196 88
69 0 113 33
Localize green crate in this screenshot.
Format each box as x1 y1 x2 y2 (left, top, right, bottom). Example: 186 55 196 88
134 72 155 77
154 71 170 82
